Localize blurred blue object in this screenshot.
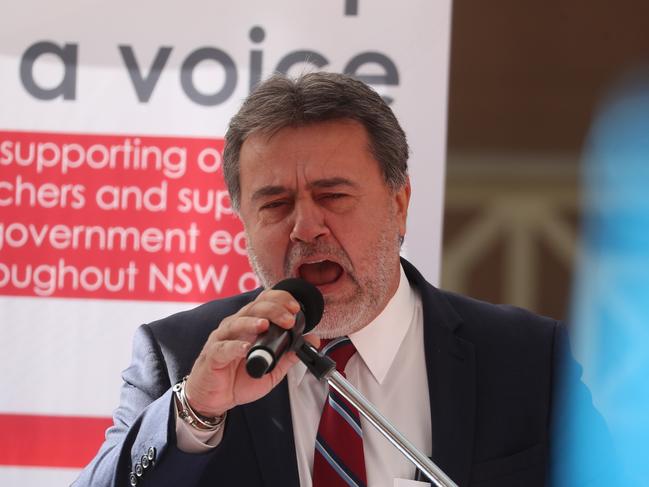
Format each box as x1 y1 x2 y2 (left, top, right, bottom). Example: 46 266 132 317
553 69 649 485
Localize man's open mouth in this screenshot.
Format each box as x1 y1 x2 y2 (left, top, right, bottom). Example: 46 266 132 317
298 260 344 287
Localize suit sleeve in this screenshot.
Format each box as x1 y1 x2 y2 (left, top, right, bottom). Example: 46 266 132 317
72 324 217 487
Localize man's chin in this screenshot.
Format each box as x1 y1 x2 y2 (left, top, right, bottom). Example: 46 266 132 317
312 299 371 338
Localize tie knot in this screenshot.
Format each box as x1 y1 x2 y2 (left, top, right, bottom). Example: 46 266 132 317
320 337 357 373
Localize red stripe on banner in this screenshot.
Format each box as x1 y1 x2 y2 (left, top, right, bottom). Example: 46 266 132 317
0 413 112 468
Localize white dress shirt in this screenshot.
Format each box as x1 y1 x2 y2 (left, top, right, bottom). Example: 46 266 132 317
177 265 432 487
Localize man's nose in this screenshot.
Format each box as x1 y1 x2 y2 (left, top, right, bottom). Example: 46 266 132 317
289 199 329 243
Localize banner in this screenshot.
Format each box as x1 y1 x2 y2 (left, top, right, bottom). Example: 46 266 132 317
0 1 452 483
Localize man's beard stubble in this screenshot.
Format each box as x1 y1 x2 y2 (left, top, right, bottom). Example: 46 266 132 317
246 228 401 338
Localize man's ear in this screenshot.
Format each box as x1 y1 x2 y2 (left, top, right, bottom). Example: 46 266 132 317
394 177 411 237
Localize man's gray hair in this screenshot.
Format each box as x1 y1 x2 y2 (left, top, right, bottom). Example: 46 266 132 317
223 72 409 210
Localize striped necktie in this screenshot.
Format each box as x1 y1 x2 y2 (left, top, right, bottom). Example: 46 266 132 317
313 337 367 487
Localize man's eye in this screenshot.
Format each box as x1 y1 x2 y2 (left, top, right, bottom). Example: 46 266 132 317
321 193 347 200
260 201 287 210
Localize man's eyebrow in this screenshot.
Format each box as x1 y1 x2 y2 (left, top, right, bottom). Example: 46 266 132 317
250 178 360 203
308 177 360 190
251 185 289 203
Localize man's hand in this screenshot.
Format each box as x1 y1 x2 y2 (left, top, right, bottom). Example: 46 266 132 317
184 289 320 417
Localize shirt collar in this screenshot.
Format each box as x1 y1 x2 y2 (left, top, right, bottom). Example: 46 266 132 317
293 264 416 385
350 265 415 384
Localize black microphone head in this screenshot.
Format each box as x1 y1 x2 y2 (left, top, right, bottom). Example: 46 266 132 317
272 278 324 332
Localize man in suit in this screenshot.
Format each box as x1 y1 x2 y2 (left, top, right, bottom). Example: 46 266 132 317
75 72 598 487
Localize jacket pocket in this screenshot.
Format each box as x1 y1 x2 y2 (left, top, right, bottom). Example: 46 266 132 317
470 443 546 486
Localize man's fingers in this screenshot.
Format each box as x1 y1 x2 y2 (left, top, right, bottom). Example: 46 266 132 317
237 290 300 326
215 317 268 340
243 300 298 329
257 289 301 314
216 300 298 342
204 340 251 370
210 290 304 350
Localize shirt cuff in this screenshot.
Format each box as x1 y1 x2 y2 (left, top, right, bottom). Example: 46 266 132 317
174 400 225 452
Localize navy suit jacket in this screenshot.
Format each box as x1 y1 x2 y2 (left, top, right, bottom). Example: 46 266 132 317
74 259 590 486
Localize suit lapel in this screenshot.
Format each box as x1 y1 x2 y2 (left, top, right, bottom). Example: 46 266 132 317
242 379 300 487
402 259 476 487
426 324 476 486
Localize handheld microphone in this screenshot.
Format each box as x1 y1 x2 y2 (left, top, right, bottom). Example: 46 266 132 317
245 278 324 378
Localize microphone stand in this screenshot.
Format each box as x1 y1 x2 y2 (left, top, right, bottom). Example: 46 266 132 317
296 342 459 487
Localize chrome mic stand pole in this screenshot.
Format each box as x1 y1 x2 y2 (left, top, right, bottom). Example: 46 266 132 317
296 342 459 487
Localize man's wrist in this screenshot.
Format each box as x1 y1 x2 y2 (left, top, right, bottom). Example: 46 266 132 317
172 376 226 432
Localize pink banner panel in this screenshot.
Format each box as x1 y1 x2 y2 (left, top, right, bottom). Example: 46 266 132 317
0 414 113 468
0 130 258 302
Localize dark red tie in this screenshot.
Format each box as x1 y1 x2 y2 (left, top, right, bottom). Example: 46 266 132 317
312 337 367 487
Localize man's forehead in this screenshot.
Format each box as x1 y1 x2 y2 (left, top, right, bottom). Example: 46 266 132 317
238 120 384 204
241 119 369 152
243 122 375 176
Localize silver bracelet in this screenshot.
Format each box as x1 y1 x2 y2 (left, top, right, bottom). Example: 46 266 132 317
172 376 226 432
